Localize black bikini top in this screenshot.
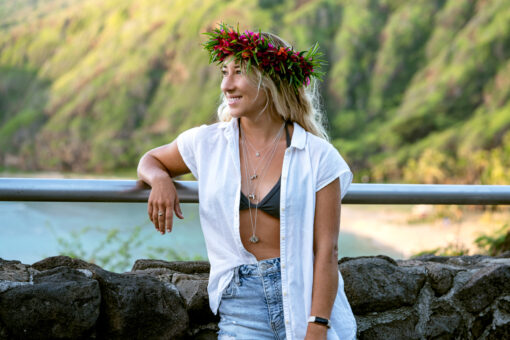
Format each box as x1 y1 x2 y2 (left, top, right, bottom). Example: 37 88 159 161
239 122 291 218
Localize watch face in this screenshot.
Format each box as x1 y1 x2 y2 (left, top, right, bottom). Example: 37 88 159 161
309 316 331 328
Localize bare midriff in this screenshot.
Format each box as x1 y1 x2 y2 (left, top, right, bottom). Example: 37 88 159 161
240 210 281 260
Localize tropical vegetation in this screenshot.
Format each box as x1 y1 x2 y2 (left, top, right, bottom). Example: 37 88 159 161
1 0 509 185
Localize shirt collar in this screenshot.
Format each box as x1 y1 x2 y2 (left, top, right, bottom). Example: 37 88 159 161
290 121 306 150
222 117 307 150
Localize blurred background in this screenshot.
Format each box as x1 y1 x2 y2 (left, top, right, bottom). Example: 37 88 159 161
1 0 509 272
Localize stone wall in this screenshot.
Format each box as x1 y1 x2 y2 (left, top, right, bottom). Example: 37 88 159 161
1 254 509 339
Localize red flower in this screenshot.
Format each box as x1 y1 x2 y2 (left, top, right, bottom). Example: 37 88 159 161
277 47 288 57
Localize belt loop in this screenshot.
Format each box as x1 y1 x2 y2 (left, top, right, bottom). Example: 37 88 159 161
234 266 240 286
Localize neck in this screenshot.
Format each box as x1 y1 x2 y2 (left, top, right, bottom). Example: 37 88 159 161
239 114 285 145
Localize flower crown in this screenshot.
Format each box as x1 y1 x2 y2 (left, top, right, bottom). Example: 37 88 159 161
203 23 325 91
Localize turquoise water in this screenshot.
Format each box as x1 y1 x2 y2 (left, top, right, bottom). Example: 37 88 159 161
0 201 403 272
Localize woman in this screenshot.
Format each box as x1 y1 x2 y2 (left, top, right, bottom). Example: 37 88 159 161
137 24 356 340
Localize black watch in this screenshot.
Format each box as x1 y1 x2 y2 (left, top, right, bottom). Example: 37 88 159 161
308 316 331 328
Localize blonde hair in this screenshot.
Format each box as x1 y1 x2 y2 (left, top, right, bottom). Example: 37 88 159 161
216 32 329 140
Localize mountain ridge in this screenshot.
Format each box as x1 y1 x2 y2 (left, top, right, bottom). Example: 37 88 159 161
1 0 509 184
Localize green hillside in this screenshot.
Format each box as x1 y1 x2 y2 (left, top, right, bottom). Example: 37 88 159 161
1 0 509 184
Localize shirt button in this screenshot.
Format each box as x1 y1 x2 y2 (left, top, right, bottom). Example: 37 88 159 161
281 235 285 240
285 320 289 324
281 207 285 212
282 264 285 269
283 291 287 296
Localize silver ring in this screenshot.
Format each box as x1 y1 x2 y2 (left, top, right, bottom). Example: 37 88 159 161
158 211 164 216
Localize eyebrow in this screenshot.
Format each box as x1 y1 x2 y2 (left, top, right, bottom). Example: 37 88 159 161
221 64 241 70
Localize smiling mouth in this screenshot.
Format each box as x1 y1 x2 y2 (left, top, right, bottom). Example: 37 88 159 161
227 96 242 104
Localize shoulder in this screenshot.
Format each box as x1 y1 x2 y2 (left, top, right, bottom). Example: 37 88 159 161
303 130 341 159
301 128 351 175
178 121 228 143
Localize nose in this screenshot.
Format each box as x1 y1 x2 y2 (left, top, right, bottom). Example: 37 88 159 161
221 74 235 93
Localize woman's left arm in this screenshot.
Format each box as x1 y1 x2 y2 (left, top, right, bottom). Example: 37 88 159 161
305 177 341 340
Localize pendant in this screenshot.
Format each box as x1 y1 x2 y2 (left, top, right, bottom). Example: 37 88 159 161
250 174 258 180
248 193 256 200
255 152 260 157
249 235 259 243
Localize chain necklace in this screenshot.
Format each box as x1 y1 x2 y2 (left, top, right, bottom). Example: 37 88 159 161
243 136 274 157
240 122 285 243
243 123 285 181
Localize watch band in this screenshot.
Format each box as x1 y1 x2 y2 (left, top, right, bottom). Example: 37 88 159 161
308 316 331 328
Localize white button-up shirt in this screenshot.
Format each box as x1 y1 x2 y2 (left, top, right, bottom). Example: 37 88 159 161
177 118 356 339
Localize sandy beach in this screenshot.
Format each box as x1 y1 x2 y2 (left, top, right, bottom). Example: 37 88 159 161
341 205 508 258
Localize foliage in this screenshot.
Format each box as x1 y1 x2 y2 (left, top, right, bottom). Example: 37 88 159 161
49 224 205 272
412 220 510 258
475 223 510 256
1 0 510 184
413 242 470 258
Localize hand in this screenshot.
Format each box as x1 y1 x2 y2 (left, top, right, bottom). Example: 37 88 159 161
304 322 328 340
147 174 184 235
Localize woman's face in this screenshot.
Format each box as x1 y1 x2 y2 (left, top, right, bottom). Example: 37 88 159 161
221 61 268 119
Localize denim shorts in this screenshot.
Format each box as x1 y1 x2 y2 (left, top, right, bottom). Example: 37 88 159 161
218 257 287 339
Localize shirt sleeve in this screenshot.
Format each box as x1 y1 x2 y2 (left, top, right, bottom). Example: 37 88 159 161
176 126 201 179
315 143 353 200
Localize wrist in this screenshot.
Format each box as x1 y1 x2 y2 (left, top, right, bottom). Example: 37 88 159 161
308 316 331 329
152 172 172 185
306 322 328 339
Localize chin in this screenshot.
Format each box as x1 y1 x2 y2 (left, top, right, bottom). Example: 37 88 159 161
229 110 246 119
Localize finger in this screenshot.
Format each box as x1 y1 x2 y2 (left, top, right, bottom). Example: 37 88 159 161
175 197 184 219
158 206 166 234
148 202 153 222
149 202 159 233
165 206 172 233
152 206 161 232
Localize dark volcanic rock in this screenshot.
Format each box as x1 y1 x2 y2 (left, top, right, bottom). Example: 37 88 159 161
0 267 100 339
426 262 457 297
498 296 510 313
487 321 510 340
2 255 510 339
447 255 490 266
424 302 464 339
132 259 210 274
0 259 30 282
93 268 188 340
359 313 419 340
456 264 510 313
338 254 398 266
172 273 217 325
471 310 493 339
412 254 453 264
29 256 189 339
31 255 101 272
0 320 9 340
340 256 426 314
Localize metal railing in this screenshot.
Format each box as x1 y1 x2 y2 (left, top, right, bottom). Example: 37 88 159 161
1 178 510 205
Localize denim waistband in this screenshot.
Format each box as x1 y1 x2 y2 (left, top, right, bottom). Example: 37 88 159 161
237 257 281 277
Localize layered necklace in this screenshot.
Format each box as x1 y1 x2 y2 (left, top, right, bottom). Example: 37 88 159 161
240 122 285 243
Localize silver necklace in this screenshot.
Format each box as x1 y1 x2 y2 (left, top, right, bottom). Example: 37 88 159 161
244 137 273 157
243 123 285 181
240 122 284 243
243 121 285 157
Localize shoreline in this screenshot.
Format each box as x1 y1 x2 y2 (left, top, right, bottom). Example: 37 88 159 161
341 205 506 258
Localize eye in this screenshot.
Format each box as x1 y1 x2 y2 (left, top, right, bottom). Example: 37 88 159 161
221 70 228 76
235 69 242 75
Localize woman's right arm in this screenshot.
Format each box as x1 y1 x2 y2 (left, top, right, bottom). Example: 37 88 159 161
137 140 191 235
